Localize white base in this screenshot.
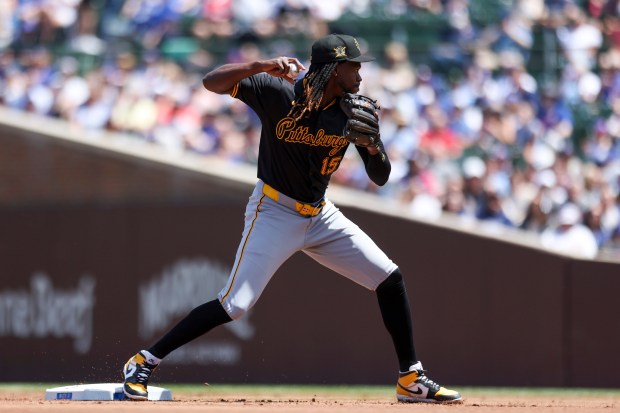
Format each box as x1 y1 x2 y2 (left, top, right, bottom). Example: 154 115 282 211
45 383 172 401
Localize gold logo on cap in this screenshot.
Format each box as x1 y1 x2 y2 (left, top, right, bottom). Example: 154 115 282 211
334 46 347 58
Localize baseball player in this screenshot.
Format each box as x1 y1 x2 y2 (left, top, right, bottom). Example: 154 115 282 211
122 33 462 404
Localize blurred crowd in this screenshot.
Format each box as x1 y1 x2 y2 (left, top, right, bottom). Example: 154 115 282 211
2 0 620 259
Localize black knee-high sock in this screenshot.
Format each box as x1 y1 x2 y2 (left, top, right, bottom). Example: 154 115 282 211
147 299 232 359
376 269 417 372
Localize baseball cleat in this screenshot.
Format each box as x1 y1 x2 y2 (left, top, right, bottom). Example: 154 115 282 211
122 351 158 401
396 368 462 403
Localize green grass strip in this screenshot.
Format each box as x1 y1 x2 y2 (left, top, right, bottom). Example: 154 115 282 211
2 383 620 398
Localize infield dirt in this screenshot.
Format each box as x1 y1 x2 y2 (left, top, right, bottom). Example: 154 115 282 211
1 387 618 413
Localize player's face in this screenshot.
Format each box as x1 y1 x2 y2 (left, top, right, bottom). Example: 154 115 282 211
334 61 362 94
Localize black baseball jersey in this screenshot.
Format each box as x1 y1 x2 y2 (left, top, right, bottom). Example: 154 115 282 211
231 73 390 203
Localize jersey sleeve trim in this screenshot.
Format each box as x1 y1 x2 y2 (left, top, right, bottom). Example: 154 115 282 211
230 82 240 98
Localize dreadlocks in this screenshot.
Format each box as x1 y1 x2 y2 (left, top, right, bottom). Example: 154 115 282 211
287 62 338 121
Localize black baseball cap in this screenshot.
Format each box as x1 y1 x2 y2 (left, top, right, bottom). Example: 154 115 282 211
310 34 375 64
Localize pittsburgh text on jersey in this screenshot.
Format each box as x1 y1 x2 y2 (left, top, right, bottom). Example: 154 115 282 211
276 117 348 157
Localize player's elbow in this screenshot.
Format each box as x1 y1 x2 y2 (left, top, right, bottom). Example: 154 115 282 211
369 167 391 186
371 173 390 187
202 74 217 92
202 74 229 95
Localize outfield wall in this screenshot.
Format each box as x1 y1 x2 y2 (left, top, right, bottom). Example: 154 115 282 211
0 109 618 387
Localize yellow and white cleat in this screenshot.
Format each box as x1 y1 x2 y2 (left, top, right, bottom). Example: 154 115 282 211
396 366 463 404
122 351 159 401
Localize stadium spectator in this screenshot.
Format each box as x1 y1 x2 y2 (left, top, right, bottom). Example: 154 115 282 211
1 0 620 258
540 203 599 258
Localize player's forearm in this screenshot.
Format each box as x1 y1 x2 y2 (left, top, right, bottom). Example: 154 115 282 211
366 152 391 186
358 142 391 186
202 61 266 94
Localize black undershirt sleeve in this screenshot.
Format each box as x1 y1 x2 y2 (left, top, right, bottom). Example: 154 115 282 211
356 140 391 186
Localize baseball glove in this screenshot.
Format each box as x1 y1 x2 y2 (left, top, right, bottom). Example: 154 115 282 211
339 93 381 147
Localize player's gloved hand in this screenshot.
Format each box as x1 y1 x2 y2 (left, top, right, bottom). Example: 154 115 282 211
339 93 381 148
